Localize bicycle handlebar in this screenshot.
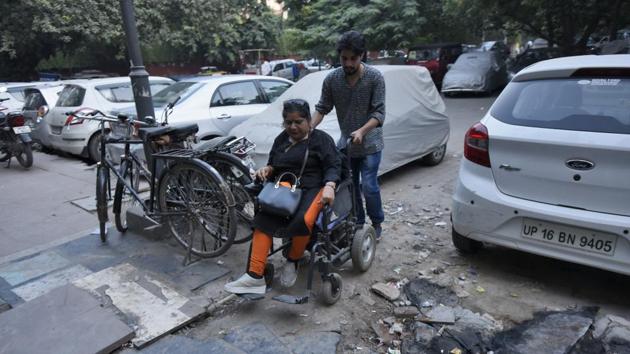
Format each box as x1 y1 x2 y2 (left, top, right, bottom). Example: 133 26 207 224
66 110 153 127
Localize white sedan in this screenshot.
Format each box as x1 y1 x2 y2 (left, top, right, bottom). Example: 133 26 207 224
228 65 450 175
451 54 630 276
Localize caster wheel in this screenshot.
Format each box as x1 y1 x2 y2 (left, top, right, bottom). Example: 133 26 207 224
320 273 342 305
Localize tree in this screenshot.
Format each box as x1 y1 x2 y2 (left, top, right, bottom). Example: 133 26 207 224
481 0 630 54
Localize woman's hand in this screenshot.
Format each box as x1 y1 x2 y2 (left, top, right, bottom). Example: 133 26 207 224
320 184 335 205
255 165 273 182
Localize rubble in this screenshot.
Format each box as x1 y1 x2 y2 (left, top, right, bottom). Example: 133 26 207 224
372 283 401 301
420 305 456 324
394 306 419 318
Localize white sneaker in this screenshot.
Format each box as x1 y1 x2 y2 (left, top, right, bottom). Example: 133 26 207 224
224 273 266 295
280 262 298 288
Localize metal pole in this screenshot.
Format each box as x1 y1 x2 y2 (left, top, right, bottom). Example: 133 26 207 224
119 0 155 123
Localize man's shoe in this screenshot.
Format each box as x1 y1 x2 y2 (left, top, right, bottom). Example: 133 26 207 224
373 224 382 242
224 273 266 295
280 261 298 288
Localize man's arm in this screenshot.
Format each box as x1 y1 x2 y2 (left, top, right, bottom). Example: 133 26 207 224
313 75 334 129
351 118 380 144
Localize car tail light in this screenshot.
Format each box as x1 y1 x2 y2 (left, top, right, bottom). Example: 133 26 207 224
8 114 25 127
464 122 490 167
64 107 93 126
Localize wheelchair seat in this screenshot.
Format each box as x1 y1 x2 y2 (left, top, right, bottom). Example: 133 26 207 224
138 124 199 142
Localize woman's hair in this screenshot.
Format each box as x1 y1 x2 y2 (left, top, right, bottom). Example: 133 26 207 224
282 99 311 121
337 30 366 55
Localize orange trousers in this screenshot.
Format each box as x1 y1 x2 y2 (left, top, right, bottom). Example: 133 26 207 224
248 187 324 276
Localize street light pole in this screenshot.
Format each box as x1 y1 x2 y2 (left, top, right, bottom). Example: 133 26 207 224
119 0 155 123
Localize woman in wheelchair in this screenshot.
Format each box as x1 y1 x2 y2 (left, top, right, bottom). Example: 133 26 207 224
224 99 341 295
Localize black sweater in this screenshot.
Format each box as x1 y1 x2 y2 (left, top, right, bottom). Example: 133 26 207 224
267 129 341 189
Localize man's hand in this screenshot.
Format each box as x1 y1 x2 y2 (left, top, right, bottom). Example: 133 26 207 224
320 184 335 205
350 129 365 145
255 165 273 182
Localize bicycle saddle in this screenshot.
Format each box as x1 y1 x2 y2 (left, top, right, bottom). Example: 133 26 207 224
138 124 199 141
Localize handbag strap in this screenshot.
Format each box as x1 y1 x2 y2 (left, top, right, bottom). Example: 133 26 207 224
296 142 309 184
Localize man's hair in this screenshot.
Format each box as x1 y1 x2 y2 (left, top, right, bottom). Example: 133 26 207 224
336 30 366 55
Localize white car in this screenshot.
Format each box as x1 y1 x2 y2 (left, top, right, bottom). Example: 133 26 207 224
270 59 297 80
22 83 66 148
45 77 173 161
0 82 45 112
107 75 293 163
229 65 450 175
451 55 630 276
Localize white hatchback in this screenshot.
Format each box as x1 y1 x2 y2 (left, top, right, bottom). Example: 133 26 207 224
45 77 173 161
451 55 630 276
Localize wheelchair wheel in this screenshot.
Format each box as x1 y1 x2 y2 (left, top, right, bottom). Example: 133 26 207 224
320 273 342 305
351 225 376 272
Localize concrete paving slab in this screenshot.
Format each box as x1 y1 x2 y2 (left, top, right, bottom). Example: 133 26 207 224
73 263 205 348
171 259 230 291
0 251 71 286
223 322 292 354
121 335 246 354
0 284 133 354
283 332 342 354
11 264 93 301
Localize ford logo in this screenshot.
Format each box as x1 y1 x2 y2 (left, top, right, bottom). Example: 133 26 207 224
565 159 595 171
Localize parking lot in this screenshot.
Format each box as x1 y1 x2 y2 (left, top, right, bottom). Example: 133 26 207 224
2 93 629 353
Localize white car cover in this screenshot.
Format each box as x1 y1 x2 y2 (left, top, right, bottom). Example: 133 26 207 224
228 65 450 175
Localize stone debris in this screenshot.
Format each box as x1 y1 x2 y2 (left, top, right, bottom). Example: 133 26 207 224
592 314 630 353
413 322 437 344
420 305 456 324
431 267 445 275
394 306 419 318
372 282 401 301
421 300 434 308
475 285 485 293
389 322 404 335
434 221 447 227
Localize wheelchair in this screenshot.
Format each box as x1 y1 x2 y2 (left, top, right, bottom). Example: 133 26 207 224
242 146 376 305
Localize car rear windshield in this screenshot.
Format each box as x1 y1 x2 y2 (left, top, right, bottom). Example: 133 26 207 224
453 53 492 70
23 90 47 110
491 77 630 134
56 85 86 107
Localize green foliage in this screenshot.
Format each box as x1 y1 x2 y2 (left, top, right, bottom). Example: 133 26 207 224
0 0 281 79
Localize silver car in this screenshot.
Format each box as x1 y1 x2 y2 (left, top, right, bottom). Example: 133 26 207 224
45 77 173 161
22 83 68 148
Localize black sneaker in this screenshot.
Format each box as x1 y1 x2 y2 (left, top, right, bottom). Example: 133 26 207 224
373 224 382 242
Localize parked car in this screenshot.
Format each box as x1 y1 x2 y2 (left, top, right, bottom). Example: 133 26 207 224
441 51 508 95
478 40 510 59
107 75 294 163
270 59 297 80
229 65 450 175
507 47 564 80
22 83 69 149
451 54 630 276
406 43 463 88
45 77 173 161
0 83 42 111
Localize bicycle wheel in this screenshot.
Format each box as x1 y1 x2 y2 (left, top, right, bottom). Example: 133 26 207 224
113 159 141 233
158 161 236 258
95 165 109 242
203 152 254 244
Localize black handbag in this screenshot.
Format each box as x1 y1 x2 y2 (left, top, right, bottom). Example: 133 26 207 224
257 145 309 218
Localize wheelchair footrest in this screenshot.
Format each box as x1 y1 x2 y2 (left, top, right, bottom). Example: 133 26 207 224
272 294 309 304
238 293 265 301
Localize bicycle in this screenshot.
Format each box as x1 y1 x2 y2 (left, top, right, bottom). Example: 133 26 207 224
68 109 237 259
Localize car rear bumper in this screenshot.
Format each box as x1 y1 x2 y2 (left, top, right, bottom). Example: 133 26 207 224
48 126 89 156
452 159 630 276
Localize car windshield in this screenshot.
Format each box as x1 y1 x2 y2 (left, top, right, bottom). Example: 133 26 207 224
152 81 199 107
491 77 630 134
408 48 439 61
452 53 492 70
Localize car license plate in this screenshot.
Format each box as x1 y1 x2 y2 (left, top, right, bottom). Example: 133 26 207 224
12 126 31 134
521 218 617 256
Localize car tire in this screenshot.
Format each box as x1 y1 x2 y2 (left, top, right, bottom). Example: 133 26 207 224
422 144 446 166
88 132 101 163
452 226 482 254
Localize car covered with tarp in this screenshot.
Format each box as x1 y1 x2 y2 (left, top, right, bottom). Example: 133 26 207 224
228 65 450 175
441 51 508 95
